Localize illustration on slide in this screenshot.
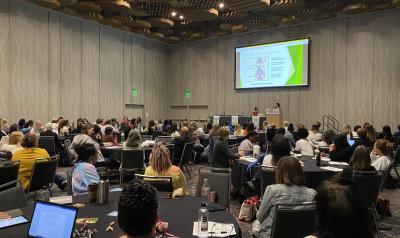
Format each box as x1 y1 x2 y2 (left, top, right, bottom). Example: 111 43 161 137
255 57 266 81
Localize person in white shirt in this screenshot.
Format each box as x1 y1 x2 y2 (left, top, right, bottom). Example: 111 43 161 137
307 123 322 142
371 139 393 171
262 134 291 167
295 128 314 156
238 130 258 156
1 131 23 154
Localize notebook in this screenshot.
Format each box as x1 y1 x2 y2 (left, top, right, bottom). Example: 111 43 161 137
27 200 78 238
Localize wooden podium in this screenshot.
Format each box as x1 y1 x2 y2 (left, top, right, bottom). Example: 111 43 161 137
266 108 283 127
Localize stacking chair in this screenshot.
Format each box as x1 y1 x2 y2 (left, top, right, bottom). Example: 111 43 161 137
120 149 145 184
178 142 194 179
141 135 153 140
388 147 400 180
38 136 56 156
135 174 173 192
158 136 173 144
352 170 382 231
271 203 317 238
26 156 59 197
260 166 276 196
165 144 175 161
63 139 74 165
197 167 231 209
0 160 20 192
0 185 28 211
0 150 12 160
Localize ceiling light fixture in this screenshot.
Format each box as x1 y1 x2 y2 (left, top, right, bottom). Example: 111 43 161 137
171 11 177 17
218 2 225 9
179 15 184 20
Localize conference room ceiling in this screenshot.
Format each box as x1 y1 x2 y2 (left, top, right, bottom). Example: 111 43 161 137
33 0 400 43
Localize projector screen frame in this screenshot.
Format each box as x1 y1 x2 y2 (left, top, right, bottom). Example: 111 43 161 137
234 37 311 91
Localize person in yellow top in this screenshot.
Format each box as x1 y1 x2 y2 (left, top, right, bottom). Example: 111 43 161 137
145 143 187 194
11 134 66 191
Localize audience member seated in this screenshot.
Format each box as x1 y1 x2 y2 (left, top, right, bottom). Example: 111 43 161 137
306 179 374 238
123 129 141 148
365 125 377 144
118 180 159 238
72 143 100 195
341 124 353 140
349 145 376 172
262 134 291 167
278 127 295 148
371 139 393 171
11 134 66 191
203 122 212 135
70 118 84 134
172 127 192 162
18 118 25 131
355 127 374 148
22 120 33 134
8 123 19 134
233 124 243 136
393 124 400 143
143 120 156 135
240 122 248 137
40 122 62 154
352 125 361 139
319 129 337 147
212 127 240 168
145 143 187 194
206 124 220 165
59 120 70 136
308 123 322 142
1 131 23 154
68 124 105 165
91 124 103 146
295 128 314 156
102 126 117 146
0 119 7 140
266 125 277 142
31 120 44 134
252 156 316 237
381 125 394 142
329 134 354 163
245 122 256 136
238 130 258 156
170 122 180 139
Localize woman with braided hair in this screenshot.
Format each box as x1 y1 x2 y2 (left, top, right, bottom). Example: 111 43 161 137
144 142 187 194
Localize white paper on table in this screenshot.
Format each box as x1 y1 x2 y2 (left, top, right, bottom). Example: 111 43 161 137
231 116 239 126
107 211 118 217
110 187 123 192
252 116 260 129
193 221 237 237
328 161 348 166
213 116 220 125
50 196 73 204
321 166 343 172
142 140 156 147
321 157 330 162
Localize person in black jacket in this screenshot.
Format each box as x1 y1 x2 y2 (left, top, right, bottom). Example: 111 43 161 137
171 127 192 162
40 122 62 155
329 134 354 163
212 127 240 168
354 128 374 148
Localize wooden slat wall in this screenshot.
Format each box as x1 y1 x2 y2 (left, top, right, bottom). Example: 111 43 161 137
167 9 400 129
0 0 168 123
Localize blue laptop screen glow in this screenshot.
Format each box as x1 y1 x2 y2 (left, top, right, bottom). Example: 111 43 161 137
28 201 77 238
347 139 355 146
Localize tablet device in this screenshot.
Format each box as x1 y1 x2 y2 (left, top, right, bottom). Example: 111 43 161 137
347 139 355 146
27 200 78 238
0 215 29 229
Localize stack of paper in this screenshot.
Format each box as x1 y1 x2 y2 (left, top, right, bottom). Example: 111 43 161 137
328 161 349 166
321 166 343 172
50 196 73 204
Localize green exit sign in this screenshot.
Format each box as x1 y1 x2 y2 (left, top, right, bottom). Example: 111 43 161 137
185 90 191 98
131 88 139 96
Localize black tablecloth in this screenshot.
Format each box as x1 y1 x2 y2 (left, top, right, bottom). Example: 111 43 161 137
231 156 348 193
1 192 241 238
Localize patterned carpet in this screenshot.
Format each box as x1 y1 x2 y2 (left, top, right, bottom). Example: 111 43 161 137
53 164 400 238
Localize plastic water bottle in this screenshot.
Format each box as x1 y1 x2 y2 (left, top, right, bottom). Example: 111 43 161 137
201 179 210 199
315 149 321 166
121 132 125 142
198 202 209 238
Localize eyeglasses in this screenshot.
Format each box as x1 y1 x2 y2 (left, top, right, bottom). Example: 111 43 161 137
209 223 234 237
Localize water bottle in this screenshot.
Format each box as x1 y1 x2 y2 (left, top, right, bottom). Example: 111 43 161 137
315 149 321 166
97 179 110 205
201 179 210 200
198 202 209 238
121 132 125 142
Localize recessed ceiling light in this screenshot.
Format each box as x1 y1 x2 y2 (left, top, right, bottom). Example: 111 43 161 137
171 11 177 17
218 2 225 9
179 15 184 20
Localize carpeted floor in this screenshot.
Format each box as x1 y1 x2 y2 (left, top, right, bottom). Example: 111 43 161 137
53 164 400 238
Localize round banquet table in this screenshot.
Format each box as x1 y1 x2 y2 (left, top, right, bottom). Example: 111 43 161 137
100 145 174 163
1 192 241 238
231 156 349 194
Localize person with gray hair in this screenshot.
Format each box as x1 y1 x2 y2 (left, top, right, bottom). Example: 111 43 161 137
123 129 142 148
40 122 62 154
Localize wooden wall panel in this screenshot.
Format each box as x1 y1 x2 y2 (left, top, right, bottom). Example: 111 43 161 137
0 1 10 120
9 2 48 121
81 22 100 122
99 27 124 119
48 12 61 119
60 16 81 121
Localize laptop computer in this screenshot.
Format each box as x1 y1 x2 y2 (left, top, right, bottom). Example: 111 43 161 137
27 200 78 238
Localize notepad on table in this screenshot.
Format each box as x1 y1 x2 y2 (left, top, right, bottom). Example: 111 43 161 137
321 166 343 172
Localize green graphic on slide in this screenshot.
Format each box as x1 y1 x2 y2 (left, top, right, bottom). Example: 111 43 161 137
285 45 303 85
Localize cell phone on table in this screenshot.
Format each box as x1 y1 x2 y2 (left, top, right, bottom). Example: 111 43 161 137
0 215 30 229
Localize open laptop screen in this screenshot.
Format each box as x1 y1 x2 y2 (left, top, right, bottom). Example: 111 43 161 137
27 201 78 238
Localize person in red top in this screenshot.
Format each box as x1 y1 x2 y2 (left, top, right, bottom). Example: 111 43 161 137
252 106 260 116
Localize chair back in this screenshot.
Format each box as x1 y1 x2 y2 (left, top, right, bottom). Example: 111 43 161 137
141 135 153 140
165 144 175 161
38 136 56 156
0 185 27 211
26 156 59 194
197 167 231 209
135 174 173 192
158 136 173 144
120 149 145 171
179 142 194 167
0 160 20 191
271 203 317 238
260 166 276 196
352 171 382 207
66 170 73 196
0 150 12 160
258 132 266 146
63 139 74 164
393 147 400 166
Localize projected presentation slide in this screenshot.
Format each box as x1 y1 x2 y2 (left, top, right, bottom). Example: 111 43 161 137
235 38 309 89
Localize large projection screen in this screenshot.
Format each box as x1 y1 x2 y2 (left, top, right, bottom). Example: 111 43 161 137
235 38 310 90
